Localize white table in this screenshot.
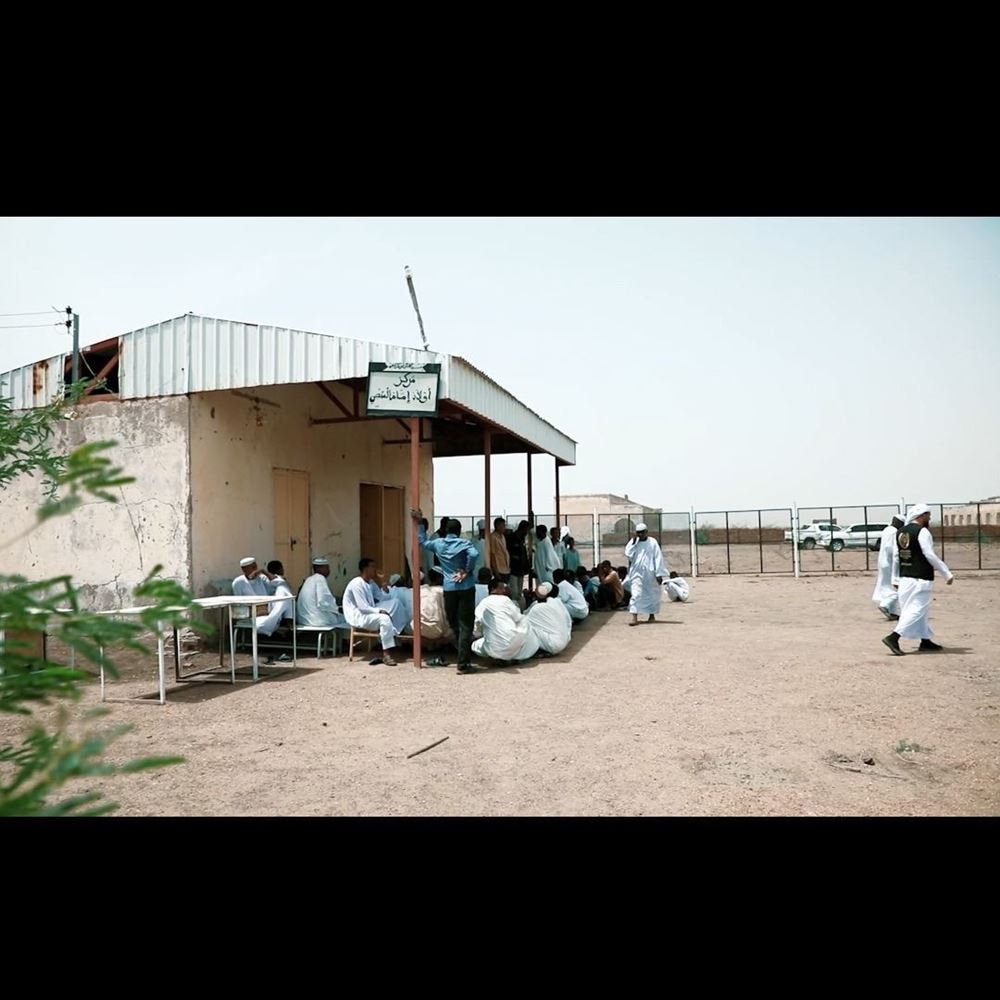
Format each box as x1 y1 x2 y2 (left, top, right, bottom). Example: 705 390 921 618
179 594 297 687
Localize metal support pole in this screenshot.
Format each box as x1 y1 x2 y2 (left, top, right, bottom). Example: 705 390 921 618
792 503 801 579
978 503 983 570
593 508 600 568
484 429 492 570
757 509 764 574
411 418 423 668
725 511 731 574
72 312 80 386
690 507 698 578
526 453 534 588
555 459 561 532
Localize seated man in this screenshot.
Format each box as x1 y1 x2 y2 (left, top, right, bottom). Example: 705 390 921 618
232 556 284 636
472 578 541 663
475 566 492 609
388 573 415 631
553 568 589 621
664 570 691 603
416 570 455 646
343 557 403 665
580 567 600 610
298 556 348 629
596 561 625 610
524 581 572 655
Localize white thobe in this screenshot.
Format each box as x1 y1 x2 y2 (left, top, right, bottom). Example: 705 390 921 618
533 536 562 584
892 528 952 640
557 579 590 620
255 575 294 636
367 580 410 634
524 597 572 654
475 583 489 609
343 576 400 649
871 523 900 615
664 577 691 602
232 573 270 621
391 586 414 632
471 595 540 662
297 573 347 629
625 536 666 615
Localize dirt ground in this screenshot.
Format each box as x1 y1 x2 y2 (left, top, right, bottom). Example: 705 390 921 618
5 572 998 816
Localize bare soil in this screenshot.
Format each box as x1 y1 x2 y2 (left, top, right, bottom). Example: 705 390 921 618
5 573 998 816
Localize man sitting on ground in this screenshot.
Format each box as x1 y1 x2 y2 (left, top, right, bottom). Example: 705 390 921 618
472 578 541 664
416 570 455 647
596 561 625 610
524 581 572 655
664 570 691 603
553 568 590 621
343 558 404 665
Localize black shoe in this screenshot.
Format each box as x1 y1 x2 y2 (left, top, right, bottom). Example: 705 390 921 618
456 664 479 674
889 614 900 621
882 634 905 656
878 606 893 621
919 639 943 651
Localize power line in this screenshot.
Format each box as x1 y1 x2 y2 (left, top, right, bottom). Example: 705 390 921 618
0 321 67 329
0 310 59 317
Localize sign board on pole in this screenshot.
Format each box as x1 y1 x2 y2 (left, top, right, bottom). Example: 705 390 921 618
366 363 441 417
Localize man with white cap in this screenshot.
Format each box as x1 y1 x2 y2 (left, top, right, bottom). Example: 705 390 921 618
297 556 348 629
882 503 954 656
343 557 403 665
472 578 541 664
524 581 572 655
663 571 691 603
233 556 272 612
625 523 666 626
871 513 906 621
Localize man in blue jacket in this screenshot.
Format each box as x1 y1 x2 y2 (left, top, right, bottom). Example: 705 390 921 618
413 509 482 674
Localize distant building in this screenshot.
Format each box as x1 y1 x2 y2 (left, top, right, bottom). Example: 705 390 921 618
557 493 661 519
941 496 1000 527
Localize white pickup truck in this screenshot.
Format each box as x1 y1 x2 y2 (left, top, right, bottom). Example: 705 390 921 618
783 522 841 550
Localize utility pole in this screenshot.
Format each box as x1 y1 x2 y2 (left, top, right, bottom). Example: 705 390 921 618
65 307 80 386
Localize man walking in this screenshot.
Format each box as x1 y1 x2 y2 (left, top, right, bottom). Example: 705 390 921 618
625 522 665 626
872 513 905 620
882 503 954 656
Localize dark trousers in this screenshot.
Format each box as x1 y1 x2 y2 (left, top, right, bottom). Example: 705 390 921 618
444 587 476 665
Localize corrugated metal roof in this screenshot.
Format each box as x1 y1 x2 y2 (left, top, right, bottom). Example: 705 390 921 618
1 313 576 464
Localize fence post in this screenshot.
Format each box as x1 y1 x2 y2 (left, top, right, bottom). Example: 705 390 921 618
792 502 801 579
864 504 870 573
725 511 731 575
978 503 983 570
592 509 600 568
757 509 764 574
690 507 697 578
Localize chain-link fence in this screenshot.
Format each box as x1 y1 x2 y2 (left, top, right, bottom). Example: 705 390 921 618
444 501 998 577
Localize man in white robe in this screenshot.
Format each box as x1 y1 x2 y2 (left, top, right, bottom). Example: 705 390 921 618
871 514 905 620
388 574 415 633
297 556 348 629
524 582 572 655
882 503 954 656
625 523 666 625
554 568 589 621
533 524 562 585
663 571 691 603
366 573 410 635
343 557 403 664
472 579 540 663
232 556 288 636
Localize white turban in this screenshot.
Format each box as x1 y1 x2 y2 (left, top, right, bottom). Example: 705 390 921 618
560 525 571 539
536 582 553 598
388 573 402 586
635 523 648 532
239 557 256 567
906 503 931 524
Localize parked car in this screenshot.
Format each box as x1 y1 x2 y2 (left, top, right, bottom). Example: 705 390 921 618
783 522 841 549
817 523 889 552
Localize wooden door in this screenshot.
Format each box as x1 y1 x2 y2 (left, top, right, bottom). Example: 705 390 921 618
382 486 405 580
273 469 311 590
360 483 383 569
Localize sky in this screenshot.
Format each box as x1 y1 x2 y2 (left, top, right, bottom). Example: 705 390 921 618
1 217 997 517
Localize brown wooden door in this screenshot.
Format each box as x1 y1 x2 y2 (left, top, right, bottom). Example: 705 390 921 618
273 469 311 590
382 486 405 580
359 483 383 569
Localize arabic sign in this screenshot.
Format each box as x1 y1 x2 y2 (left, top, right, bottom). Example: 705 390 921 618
366 362 441 417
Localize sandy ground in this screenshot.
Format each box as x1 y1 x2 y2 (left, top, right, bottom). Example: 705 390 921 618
4 573 998 816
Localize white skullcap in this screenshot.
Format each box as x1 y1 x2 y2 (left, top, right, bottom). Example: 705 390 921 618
239 557 256 567
536 582 553 598
906 503 931 524
635 523 648 532
388 573 402 586
311 556 330 565
560 525 571 538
